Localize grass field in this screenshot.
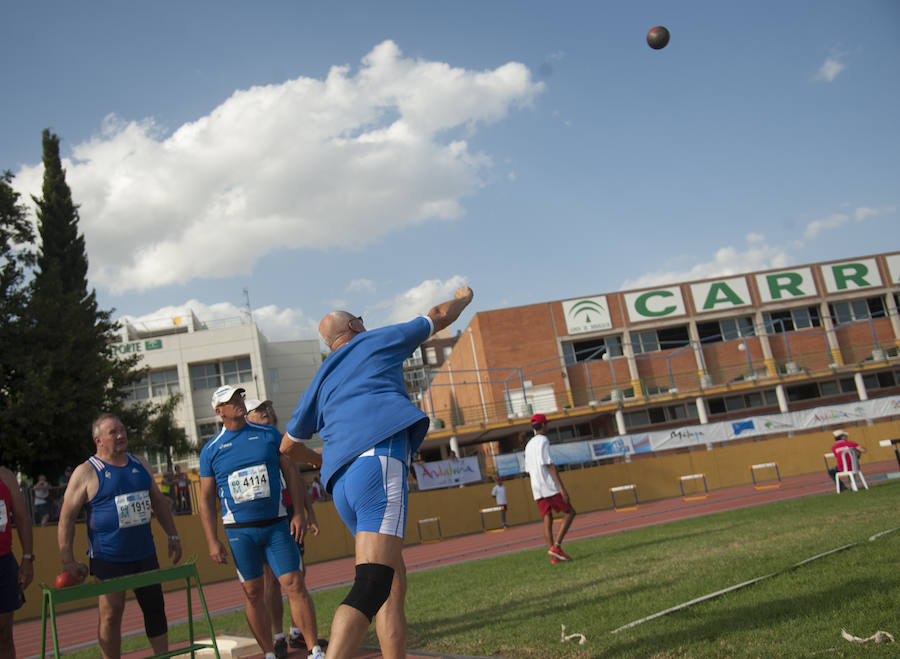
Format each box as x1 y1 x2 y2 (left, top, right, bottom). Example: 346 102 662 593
77 481 900 658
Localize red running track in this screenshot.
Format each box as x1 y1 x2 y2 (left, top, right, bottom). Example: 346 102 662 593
15 461 897 659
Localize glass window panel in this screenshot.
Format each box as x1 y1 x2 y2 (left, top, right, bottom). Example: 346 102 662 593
190 363 220 391
819 381 839 396
708 398 726 414
862 374 878 389
850 299 869 320
792 307 811 329
738 317 755 337
648 408 666 424
697 321 722 344
667 405 686 420
745 392 763 408
720 319 738 341
764 390 778 405
839 378 856 393
868 296 886 318
831 302 852 324
876 371 895 388
724 395 744 411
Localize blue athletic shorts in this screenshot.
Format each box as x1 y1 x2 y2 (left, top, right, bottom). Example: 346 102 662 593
332 454 409 538
224 519 301 582
0 553 24 613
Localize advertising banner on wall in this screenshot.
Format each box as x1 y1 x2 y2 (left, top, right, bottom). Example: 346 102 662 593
489 395 900 472
413 457 482 490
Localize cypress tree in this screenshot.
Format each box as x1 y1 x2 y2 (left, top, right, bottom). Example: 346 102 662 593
18 130 141 477
0 171 36 470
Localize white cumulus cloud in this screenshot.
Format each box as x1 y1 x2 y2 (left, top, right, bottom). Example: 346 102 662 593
621 236 792 290
804 205 894 238
15 41 543 294
385 275 468 323
814 54 846 82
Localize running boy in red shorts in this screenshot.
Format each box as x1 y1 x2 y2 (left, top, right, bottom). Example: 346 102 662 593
524 414 577 564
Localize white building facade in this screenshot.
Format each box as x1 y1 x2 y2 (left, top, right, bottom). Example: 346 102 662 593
113 311 321 468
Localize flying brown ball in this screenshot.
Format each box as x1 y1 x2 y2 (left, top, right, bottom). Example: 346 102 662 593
647 25 670 50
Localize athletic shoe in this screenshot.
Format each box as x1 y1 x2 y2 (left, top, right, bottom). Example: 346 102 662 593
289 633 306 650
308 645 326 659
274 637 287 659
550 556 561 565
548 545 572 561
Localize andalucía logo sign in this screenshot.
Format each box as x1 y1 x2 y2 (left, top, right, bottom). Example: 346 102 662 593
562 296 612 334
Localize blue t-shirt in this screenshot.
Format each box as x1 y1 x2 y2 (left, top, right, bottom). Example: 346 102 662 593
199 420 287 525
86 454 156 562
286 316 433 491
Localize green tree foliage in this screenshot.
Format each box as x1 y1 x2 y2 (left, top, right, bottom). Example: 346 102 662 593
125 394 194 473
14 130 143 477
0 171 36 470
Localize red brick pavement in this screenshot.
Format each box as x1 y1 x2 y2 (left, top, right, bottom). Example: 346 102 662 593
15 461 897 658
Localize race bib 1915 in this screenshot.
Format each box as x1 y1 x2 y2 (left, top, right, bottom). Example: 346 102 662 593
228 464 270 503
116 490 152 528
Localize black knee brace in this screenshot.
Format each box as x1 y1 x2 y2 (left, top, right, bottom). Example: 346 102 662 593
341 563 395 622
135 583 168 638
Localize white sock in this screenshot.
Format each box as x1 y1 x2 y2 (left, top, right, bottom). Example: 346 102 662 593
290 626 302 638
274 632 285 640
265 653 276 659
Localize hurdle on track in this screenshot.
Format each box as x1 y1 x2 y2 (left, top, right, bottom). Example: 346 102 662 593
678 473 709 501
41 559 219 659
610 484 638 511
750 461 782 489
417 516 443 543
479 505 507 533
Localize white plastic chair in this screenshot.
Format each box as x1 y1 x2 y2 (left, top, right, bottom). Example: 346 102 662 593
834 447 868 493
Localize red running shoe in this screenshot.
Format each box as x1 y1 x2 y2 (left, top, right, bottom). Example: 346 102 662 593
548 545 572 561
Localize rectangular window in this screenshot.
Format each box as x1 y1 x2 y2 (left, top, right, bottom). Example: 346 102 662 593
425 346 438 365
222 357 252 385
819 381 839 397
443 346 453 360
786 383 819 402
405 347 423 367
269 368 280 394
150 368 179 397
124 375 150 401
657 326 690 350
624 410 650 429
698 317 755 344
724 395 745 412
839 378 856 393
632 330 659 355
565 336 624 364
190 363 221 391
198 422 222 444
764 306 821 333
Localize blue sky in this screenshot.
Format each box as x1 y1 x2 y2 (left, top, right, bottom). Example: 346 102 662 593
4 1 898 341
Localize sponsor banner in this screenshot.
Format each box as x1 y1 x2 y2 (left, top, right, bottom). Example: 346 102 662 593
413 457 482 490
490 396 900 473
495 452 526 477
589 437 630 458
550 442 593 465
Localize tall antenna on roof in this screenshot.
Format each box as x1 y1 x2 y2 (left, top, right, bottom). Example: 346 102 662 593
242 287 253 323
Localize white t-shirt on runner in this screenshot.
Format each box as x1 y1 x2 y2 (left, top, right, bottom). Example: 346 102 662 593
524 433 559 500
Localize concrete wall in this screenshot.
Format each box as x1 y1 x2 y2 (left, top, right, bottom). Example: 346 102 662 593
15 419 898 621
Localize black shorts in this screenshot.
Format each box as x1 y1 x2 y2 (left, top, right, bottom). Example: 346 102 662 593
0 553 25 614
90 554 160 579
90 554 167 638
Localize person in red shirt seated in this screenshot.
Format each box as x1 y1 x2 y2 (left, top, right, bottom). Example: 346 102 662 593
828 429 866 491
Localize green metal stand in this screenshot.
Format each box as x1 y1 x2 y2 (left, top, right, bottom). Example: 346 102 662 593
40 559 220 658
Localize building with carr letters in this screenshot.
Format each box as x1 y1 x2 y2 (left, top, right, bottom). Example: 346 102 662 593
418 251 900 471
113 310 321 469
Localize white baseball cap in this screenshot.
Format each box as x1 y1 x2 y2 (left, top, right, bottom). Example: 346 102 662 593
245 398 272 413
211 385 245 410
832 429 848 439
